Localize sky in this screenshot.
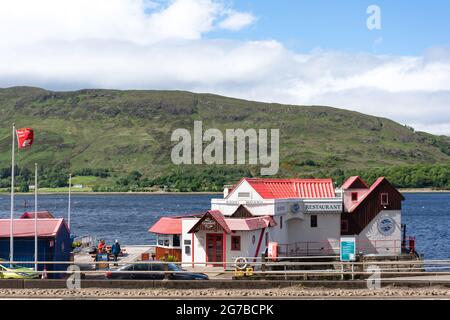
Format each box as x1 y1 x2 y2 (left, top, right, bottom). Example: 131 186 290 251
0 0 449 135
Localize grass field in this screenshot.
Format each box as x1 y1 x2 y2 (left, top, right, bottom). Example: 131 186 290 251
0 87 449 190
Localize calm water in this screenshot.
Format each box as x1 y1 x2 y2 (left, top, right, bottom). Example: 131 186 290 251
0 193 448 260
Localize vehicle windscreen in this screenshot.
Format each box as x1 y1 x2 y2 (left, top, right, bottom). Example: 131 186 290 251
168 263 183 271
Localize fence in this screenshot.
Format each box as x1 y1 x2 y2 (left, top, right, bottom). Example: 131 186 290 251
277 238 415 257
1 258 448 280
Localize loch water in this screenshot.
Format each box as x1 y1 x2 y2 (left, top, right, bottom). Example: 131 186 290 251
0 192 448 260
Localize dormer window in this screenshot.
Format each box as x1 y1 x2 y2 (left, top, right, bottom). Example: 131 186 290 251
351 192 358 202
381 193 389 206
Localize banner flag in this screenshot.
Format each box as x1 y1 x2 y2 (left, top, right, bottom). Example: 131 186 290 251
16 128 34 149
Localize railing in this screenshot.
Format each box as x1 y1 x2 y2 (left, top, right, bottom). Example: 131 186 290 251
1 258 449 280
277 239 413 257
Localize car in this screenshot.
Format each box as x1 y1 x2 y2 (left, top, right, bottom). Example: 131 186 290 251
105 262 209 280
0 263 40 279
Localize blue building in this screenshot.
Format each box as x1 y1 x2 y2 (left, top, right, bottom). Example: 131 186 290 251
0 218 71 278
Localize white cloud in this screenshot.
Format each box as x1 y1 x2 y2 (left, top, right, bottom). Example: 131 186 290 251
0 0 449 136
219 10 256 31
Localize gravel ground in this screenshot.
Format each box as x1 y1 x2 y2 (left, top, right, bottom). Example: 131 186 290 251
0 286 449 298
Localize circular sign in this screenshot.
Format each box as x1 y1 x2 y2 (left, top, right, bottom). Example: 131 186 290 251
290 203 301 214
377 216 395 236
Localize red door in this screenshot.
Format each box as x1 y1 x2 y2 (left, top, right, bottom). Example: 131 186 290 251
206 234 223 266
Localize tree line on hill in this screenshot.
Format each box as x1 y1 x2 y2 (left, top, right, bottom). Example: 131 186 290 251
0 163 448 192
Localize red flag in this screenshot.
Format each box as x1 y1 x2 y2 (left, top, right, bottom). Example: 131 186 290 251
16 128 34 149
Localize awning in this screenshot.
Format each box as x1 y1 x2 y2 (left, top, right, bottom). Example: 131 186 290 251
148 217 182 235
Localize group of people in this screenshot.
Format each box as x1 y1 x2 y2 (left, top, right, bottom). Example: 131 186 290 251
97 239 122 261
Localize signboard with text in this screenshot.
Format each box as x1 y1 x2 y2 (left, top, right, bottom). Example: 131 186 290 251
304 203 342 213
340 237 356 262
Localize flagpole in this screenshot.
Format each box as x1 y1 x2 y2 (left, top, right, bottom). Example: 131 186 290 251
10 124 15 264
34 163 38 271
68 173 71 230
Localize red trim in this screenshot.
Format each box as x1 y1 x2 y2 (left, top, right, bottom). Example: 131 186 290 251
223 233 227 269
191 233 194 268
253 228 266 262
231 235 241 251
205 233 210 266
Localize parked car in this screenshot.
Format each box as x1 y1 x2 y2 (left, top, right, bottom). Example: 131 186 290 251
0 263 40 279
105 262 208 280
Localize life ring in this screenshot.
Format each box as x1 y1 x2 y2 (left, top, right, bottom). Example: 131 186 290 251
234 257 248 270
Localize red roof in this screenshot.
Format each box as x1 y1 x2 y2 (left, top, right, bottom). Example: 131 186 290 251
0 218 67 238
232 178 335 199
342 176 369 189
225 216 277 231
148 217 182 235
208 210 231 233
20 211 55 219
188 210 276 234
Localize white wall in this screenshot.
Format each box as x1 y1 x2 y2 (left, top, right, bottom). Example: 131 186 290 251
181 218 206 267
283 213 341 255
356 210 402 255
225 180 264 202
226 229 267 262
181 218 270 268
211 201 276 216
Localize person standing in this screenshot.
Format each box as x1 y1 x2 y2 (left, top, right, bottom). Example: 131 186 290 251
97 239 106 253
111 239 121 262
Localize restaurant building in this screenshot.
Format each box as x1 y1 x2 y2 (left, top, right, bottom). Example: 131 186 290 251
149 176 405 266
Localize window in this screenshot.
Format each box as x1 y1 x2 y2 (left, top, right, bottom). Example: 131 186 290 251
134 264 149 271
351 192 358 202
238 192 250 198
150 264 164 271
310 215 318 228
341 220 349 232
280 216 283 229
184 246 191 255
157 234 171 247
381 193 389 205
173 235 180 247
231 236 241 251
265 232 269 246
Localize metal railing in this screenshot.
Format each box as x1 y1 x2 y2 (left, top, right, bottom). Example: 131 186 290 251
0 258 448 280
277 239 412 256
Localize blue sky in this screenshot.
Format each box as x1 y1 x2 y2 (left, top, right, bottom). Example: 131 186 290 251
210 0 450 55
0 0 449 135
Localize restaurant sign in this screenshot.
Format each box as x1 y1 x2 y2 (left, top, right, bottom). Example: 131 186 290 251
304 203 342 213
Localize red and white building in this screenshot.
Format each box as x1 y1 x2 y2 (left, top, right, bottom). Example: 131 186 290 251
149 176 405 266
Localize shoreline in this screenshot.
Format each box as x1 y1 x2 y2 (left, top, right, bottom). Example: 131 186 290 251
0 189 449 196
0 191 223 196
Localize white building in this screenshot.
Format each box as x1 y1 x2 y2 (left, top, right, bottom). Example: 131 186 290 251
149 176 406 266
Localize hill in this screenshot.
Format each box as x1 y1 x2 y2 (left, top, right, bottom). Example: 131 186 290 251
0 86 449 191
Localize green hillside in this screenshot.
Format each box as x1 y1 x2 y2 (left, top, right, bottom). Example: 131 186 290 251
0 86 449 191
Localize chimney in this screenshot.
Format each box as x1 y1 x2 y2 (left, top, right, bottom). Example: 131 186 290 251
223 185 233 198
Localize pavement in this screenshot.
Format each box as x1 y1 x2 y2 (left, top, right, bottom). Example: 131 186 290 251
387 274 450 281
